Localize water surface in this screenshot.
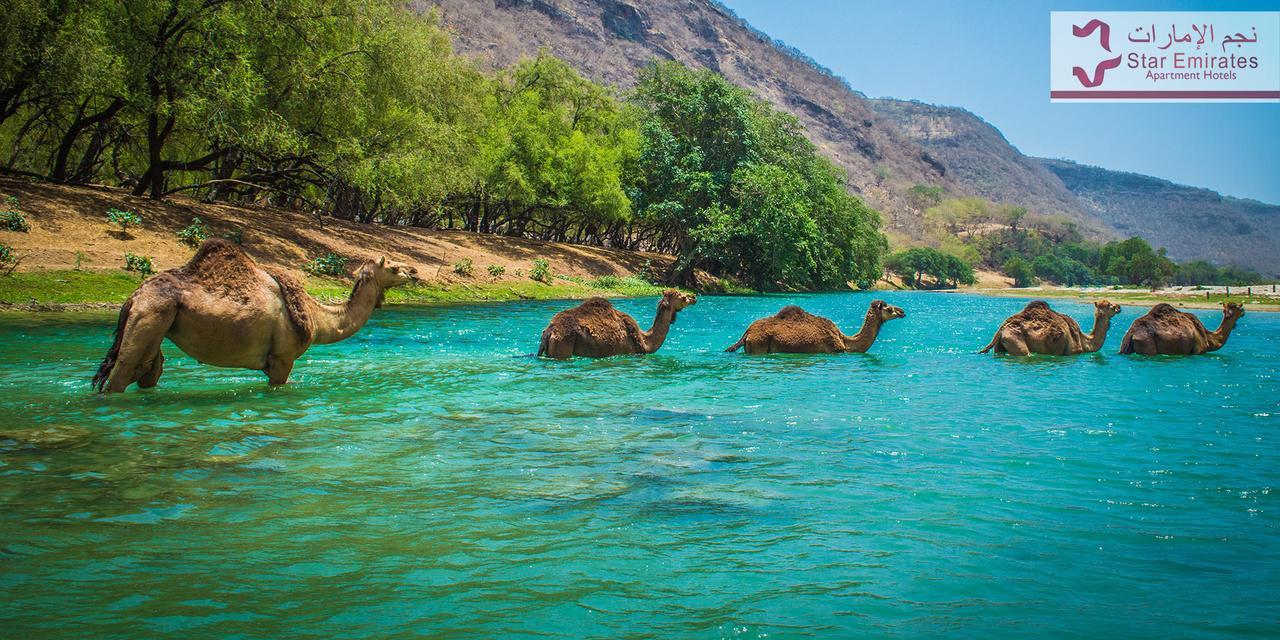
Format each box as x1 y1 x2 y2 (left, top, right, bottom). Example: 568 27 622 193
1 292 1277 639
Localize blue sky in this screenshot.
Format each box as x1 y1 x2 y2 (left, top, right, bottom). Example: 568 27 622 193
719 0 1280 204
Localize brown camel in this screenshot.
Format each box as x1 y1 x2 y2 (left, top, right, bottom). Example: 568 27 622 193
979 300 1121 356
724 300 905 354
538 289 697 358
92 238 417 393
1119 302 1245 355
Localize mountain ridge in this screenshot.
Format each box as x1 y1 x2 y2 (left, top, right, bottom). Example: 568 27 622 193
421 0 1277 274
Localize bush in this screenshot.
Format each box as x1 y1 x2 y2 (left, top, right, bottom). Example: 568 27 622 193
0 244 19 274
177 217 210 248
124 252 154 277
592 275 622 289
106 208 141 233
530 259 551 283
1002 256 1036 288
487 264 505 277
1 197 30 232
884 247 974 289
304 253 348 277
452 258 473 276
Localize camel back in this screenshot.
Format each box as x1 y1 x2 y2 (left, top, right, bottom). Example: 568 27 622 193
180 239 314 343
1140 303 1205 333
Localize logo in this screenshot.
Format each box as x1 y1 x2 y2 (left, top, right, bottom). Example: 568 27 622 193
1050 12 1280 102
1071 19 1122 87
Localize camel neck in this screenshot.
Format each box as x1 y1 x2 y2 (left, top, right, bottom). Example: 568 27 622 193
311 271 384 345
1086 312 1112 352
1210 313 1239 350
844 310 883 352
640 302 676 354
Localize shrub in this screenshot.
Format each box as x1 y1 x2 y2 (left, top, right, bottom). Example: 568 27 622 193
0 244 19 274
124 252 154 277
1 197 29 232
304 253 348 277
177 217 210 248
592 275 622 289
530 259 551 283
452 258 473 276
1002 256 1036 288
106 208 141 233
487 264 505 277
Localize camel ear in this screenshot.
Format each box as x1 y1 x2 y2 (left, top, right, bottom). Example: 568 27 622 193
378 256 386 268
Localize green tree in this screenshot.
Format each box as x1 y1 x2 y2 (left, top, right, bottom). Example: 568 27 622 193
1003 255 1036 288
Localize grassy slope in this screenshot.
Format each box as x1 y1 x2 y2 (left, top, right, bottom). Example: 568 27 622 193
0 270 667 307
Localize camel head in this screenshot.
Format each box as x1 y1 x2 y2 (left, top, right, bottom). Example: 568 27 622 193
363 256 419 289
1222 301 1246 320
660 289 697 323
870 300 906 322
1093 299 1121 318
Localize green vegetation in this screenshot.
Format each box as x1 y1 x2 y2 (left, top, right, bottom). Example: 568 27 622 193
0 4 888 293
631 62 885 290
176 217 209 248
910 195 1267 289
122 253 153 276
884 247 974 289
303 253 347 277
530 259 551 283
486 264 505 277
0 271 144 304
452 258 473 276
1 197 29 232
106 208 141 234
1 244 19 274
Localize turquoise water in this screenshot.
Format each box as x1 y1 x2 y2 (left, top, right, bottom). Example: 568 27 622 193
1 292 1277 639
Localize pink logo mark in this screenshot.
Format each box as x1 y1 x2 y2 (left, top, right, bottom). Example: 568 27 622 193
1071 18 1123 88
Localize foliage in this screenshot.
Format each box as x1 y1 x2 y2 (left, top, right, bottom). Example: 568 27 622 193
176 217 209 248
0 243 18 274
1098 237 1176 287
530 259 551 283
1 197 30 232
1002 256 1036 288
123 252 153 276
303 253 347 277
630 61 885 290
1172 261 1265 286
452 258 473 276
487 264 505 277
907 184 944 209
884 247 975 289
106 208 140 233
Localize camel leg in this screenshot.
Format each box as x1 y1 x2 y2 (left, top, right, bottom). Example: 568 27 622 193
545 336 576 359
1000 335 1031 356
105 302 175 393
264 355 294 386
136 352 164 389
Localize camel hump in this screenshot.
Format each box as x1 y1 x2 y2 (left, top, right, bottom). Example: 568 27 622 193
1148 303 1181 317
775 305 811 320
1023 300 1052 312
265 267 314 344
180 237 259 284
578 297 616 311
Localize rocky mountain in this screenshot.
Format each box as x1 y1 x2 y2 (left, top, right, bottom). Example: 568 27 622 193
417 0 954 230
1039 159 1280 275
420 0 1276 274
868 99 1110 236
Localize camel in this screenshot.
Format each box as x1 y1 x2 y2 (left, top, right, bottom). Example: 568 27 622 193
1119 302 1245 355
979 299 1121 356
538 289 697 358
92 238 418 392
724 300 905 354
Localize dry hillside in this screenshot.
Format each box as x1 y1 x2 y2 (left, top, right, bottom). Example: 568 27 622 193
0 178 670 283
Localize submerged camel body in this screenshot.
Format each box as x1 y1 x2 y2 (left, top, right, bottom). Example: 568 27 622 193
538 290 697 358
1119 302 1244 355
725 300 905 354
980 300 1120 356
93 238 417 392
